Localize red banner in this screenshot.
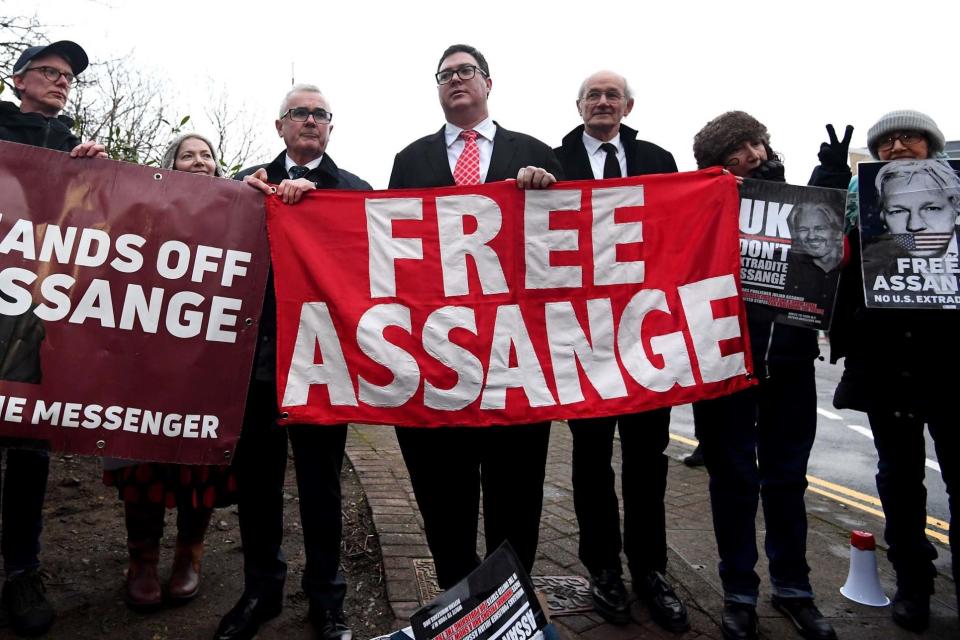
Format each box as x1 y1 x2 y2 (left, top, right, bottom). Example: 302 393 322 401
268 169 754 427
0 142 269 463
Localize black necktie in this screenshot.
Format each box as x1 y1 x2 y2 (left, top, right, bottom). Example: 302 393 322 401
289 165 310 179
600 142 621 179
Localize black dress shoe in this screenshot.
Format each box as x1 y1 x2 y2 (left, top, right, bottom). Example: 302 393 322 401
891 590 930 632
683 444 705 467
771 596 837 640
309 607 353 640
588 570 629 625
720 602 758 640
635 571 689 632
213 590 283 640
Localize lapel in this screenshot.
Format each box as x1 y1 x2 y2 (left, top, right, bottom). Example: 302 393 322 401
620 124 642 177
560 125 595 181
425 126 455 186
265 151 289 184
487 123 519 183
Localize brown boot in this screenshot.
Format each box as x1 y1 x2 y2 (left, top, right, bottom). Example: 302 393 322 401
167 506 211 603
125 539 162 611
167 539 203 602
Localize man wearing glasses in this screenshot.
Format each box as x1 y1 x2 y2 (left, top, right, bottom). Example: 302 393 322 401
389 43 562 590
553 70 687 631
215 84 369 640
0 40 103 638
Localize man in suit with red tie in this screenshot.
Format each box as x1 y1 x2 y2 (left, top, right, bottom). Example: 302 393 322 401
389 43 562 590
553 70 688 631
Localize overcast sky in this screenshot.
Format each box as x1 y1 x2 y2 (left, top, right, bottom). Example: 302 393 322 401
11 0 959 188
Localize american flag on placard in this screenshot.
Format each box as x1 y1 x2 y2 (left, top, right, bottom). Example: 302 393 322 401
891 232 954 252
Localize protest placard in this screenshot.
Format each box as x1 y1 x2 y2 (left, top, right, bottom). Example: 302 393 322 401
858 159 960 310
268 169 755 427
738 180 846 329
0 142 269 463
410 543 549 640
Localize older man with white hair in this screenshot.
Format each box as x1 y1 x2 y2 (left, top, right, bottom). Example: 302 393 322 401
214 84 370 640
554 69 686 631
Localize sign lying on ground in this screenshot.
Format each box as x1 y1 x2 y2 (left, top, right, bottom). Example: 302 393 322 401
410 543 550 640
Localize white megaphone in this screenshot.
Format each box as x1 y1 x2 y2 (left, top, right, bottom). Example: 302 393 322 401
840 530 890 606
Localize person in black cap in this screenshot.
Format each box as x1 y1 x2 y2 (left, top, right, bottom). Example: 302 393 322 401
0 39 104 638
2 40 101 156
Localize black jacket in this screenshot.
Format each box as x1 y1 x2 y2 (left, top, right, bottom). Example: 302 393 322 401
236 151 372 382
389 123 563 188
0 100 80 152
829 224 957 419
553 124 677 179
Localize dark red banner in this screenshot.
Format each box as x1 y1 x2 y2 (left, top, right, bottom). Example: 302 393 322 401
268 169 754 427
0 141 269 463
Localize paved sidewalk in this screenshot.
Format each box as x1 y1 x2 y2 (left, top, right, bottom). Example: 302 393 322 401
345 421 957 639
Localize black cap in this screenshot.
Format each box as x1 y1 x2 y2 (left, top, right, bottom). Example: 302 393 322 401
13 41 88 76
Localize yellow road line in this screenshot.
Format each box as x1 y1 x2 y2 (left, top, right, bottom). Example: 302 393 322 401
809 486 949 545
808 476 950 531
806 475 882 506
669 433 949 540
669 433 698 447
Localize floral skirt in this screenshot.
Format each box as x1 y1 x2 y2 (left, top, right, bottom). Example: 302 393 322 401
103 463 237 509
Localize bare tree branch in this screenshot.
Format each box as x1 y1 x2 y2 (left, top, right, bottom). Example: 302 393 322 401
204 89 263 176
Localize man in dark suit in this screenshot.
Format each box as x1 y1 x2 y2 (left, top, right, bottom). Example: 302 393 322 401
215 84 369 640
554 70 688 631
389 43 562 590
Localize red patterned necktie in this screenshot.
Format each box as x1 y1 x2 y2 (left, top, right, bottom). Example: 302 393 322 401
453 129 481 186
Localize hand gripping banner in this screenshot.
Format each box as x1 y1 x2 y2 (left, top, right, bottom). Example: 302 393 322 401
268 168 754 427
0 142 269 463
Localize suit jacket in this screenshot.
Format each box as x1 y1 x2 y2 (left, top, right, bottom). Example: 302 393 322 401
554 123 677 180
236 151 372 382
389 122 563 189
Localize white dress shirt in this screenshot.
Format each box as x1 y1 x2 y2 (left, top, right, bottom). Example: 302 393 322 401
582 130 626 179
445 117 496 183
284 154 323 177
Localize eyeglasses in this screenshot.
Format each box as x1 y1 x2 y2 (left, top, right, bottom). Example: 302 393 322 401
435 65 485 85
26 65 75 85
281 107 333 124
581 90 625 104
877 131 925 151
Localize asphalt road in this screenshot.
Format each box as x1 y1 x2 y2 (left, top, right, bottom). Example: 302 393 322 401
667 354 949 524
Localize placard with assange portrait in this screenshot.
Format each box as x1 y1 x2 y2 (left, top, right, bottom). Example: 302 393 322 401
738 180 847 330
858 159 960 310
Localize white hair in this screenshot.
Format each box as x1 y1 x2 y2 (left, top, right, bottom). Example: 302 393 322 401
577 71 633 102
279 83 324 116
